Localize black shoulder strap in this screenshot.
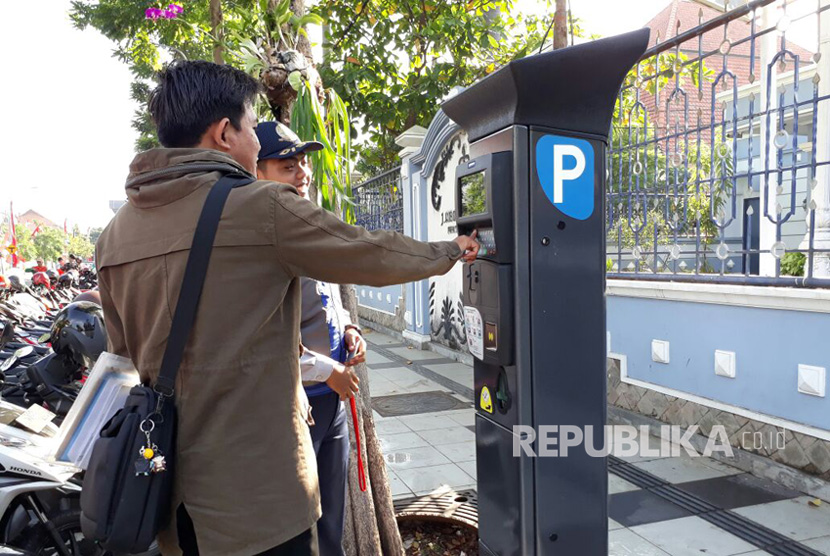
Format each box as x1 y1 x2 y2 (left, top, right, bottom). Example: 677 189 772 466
154 173 254 396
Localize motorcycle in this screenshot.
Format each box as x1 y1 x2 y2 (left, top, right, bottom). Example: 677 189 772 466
0 294 160 555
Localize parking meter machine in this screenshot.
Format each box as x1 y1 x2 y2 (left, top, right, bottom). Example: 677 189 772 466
444 28 649 556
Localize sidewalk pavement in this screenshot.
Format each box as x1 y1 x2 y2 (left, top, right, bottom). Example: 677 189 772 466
362 328 830 556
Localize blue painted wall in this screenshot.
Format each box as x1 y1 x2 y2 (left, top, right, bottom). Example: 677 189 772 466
357 284 403 315
608 295 830 431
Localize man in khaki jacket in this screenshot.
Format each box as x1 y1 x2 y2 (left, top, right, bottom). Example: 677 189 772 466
96 60 479 556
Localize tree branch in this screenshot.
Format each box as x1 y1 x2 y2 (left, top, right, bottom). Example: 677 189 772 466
331 0 370 50
210 0 224 64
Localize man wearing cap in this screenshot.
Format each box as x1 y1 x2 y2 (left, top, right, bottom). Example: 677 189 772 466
256 121 359 556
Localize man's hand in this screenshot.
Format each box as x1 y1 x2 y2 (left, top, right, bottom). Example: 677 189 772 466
343 328 366 366
454 229 480 263
326 364 360 400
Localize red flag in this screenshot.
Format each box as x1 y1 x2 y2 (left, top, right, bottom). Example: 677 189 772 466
30 224 40 239
9 202 18 268
64 218 68 236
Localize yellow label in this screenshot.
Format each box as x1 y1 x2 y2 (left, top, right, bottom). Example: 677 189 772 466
6 245 16 254
480 386 493 414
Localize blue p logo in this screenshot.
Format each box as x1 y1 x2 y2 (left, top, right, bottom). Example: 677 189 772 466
536 135 595 220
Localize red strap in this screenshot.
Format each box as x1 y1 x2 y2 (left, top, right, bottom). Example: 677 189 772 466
350 397 367 492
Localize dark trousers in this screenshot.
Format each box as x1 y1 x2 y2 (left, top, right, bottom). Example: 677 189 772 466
308 391 349 556
176 505 318 556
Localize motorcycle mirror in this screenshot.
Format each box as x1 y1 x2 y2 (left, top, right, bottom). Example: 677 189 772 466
0 322 13 350
0 356 17 372
0 346 34 372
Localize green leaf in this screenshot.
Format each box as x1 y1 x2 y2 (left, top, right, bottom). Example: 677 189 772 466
288 70 304 91
299 13 324 26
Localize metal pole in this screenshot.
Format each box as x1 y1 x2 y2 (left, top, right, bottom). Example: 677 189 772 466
811 0 830 277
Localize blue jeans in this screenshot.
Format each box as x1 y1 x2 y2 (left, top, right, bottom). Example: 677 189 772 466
308 391 349 556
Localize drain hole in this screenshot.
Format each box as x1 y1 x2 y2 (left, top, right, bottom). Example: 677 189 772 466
454 496 469 503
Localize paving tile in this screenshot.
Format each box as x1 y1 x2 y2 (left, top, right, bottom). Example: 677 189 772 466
696 456 744 476
386 445 451 470
367 361 408 370
423 363 472 384
387 346 442 361
611 433 673 463
387 469 414 499
804 535 830 555
423 362 474 375
633 456 732 484
369 380 412 397
397 414 460 431
395 463 475 494
364 333 403 346
632 515 757 556
457 460 477 480
434 441 476 463
609 490 693 528
427 408 476 419
609 518 625 531
677 473 802 510
390 374 448 392
447 410 475 427
609 528 670 555
733 496 830 541
366 372 394 385
609 474 640 494
366 351 392 365
373 367 422 383
380 432 431 452
374 417 410 435
416 426 475 446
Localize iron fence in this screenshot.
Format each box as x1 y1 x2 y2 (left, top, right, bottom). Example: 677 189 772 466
607 0 830 287
352 165 404 233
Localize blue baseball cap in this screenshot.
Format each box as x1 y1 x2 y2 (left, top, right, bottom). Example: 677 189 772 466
256 121 324 161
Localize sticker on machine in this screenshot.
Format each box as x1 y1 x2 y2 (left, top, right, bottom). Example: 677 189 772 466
480 386 494 414
463 306 484 360
535 135 595 220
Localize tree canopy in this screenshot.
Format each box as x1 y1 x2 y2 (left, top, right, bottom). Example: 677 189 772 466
317 1 566 172
70 1 567 172
1 224 94 264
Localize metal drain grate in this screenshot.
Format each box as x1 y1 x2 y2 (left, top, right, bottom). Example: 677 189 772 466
372 391 470 417
394 488 478 529
608 456 822 555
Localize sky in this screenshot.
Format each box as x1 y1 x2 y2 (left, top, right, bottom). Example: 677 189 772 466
0 0 687 232
0 0 138 231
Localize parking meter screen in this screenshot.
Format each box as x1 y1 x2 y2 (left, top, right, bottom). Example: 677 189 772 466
460 171 487 217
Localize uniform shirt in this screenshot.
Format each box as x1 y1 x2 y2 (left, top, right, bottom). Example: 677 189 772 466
298 278 352 397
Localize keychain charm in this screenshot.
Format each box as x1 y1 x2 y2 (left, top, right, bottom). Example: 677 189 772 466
135 418 167 476
151 454 167 473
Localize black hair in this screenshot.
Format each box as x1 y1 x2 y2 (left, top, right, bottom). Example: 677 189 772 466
148 60 261 148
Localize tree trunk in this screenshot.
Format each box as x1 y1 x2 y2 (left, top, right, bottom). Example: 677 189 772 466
210 0 224 64
263 3 402 549
340 284 406 556
290 0 313 59
554 0 568 50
